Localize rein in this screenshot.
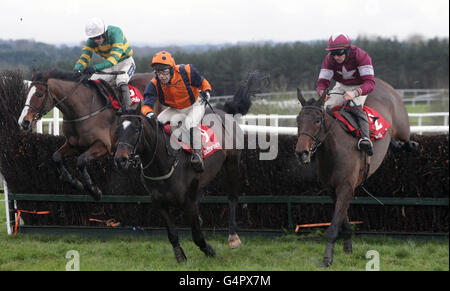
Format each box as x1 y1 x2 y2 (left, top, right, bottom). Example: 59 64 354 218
119 115 179 181
299 95 382 205
29 71 122 124
298 94 349 154
30 77 86 119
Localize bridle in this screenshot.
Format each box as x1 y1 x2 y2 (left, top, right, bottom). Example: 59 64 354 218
297 105 327 155
25 73 121 124
24 81 53 125
297 96 349 155
117 115 148 168
25 77 87 124
117 115 179 181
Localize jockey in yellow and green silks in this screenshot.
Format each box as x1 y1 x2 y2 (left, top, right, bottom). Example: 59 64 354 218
74 17 136 113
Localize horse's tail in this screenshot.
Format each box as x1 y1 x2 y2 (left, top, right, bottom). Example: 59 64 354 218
218 70 269 115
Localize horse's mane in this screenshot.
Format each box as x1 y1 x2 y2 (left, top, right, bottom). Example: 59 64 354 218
304 98 320 107
32 69 83 83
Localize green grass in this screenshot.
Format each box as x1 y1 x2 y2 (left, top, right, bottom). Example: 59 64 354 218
0 194 448 271
405 101 449 126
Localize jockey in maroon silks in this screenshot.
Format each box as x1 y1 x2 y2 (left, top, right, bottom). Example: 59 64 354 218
316 33 376 155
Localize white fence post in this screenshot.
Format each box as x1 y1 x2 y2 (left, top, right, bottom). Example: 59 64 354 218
53 109 60 135
2 176 12 235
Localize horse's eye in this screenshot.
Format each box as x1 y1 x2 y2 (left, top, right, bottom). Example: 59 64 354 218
315 117 321 124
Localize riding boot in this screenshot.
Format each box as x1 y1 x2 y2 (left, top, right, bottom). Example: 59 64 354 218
189 127 205 173
119 84 132 114
350 105 373 156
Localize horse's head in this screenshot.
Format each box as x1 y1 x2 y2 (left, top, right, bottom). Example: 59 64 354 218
114 109 146 169
18 72 53 131
295 88 327 165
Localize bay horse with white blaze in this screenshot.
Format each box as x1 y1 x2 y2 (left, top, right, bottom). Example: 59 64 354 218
295 78 417 267
114 71 265 262
18 70 158 200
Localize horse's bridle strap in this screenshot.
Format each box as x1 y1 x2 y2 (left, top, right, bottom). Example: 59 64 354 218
63 104 108 123
141 160 180 181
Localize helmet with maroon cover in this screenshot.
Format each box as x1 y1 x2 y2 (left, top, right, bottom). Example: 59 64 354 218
326 33 351 51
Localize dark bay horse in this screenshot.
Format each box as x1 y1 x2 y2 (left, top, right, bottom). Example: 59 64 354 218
114 71 265 262
295 78 417 267
18 70 159 200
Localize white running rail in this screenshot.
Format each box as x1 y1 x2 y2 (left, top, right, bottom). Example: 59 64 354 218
36 110 448 136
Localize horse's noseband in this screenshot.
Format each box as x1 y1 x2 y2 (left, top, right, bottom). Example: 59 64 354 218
26 81 52 122
298 105 326 155
117 116 146 168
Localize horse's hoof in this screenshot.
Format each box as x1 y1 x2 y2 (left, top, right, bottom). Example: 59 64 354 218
318 259 332 268
407 141 419 152
228 234 241 249
200 244 216 257
91 192 102 201
174 246 187 263
86 185 102 201
73 180 85 192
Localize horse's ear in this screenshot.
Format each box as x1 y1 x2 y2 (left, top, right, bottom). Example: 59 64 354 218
43 71 51 82
297 88 306 106
317 89 328 106
136 101 142 115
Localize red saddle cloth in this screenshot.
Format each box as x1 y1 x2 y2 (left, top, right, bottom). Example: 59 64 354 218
92 80 143 110
163 124 222 158
330 105 390 141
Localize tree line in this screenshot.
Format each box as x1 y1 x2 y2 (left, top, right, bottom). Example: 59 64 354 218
1 36 448 95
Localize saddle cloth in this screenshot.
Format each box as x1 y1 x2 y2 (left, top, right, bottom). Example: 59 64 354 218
329 105 390 141
163 124 222 158
91 79 143 110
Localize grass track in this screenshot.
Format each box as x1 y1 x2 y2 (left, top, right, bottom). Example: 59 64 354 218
1 195 448 271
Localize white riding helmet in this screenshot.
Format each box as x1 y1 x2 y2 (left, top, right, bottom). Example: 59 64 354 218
85 17 106 38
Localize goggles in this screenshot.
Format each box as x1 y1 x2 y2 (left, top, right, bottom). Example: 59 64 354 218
155 69 171 76
90 34 104 41
330 49 346 56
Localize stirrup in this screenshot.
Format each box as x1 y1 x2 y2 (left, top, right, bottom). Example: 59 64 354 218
358 137 373 156
191 152 205 173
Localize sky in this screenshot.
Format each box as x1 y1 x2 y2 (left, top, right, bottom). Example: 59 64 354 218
1 0 449 46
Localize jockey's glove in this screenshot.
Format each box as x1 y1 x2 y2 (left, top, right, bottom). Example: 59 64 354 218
200 90 211 104
82 66 96 75
74 71 82 79
146 112 155 119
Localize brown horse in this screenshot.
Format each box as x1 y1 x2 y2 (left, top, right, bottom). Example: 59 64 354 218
295 78 417 267
18 70 158 200
113 71 265 262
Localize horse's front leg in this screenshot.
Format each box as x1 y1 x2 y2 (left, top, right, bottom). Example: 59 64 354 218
341 216 353 254
52 142 84 192
157 202 186 263
320 182 353 268
76 141 108 201
184 199 216 258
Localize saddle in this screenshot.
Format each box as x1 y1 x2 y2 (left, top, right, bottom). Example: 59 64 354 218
163 124 222 158
89 79 143 111
327 105 390 141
